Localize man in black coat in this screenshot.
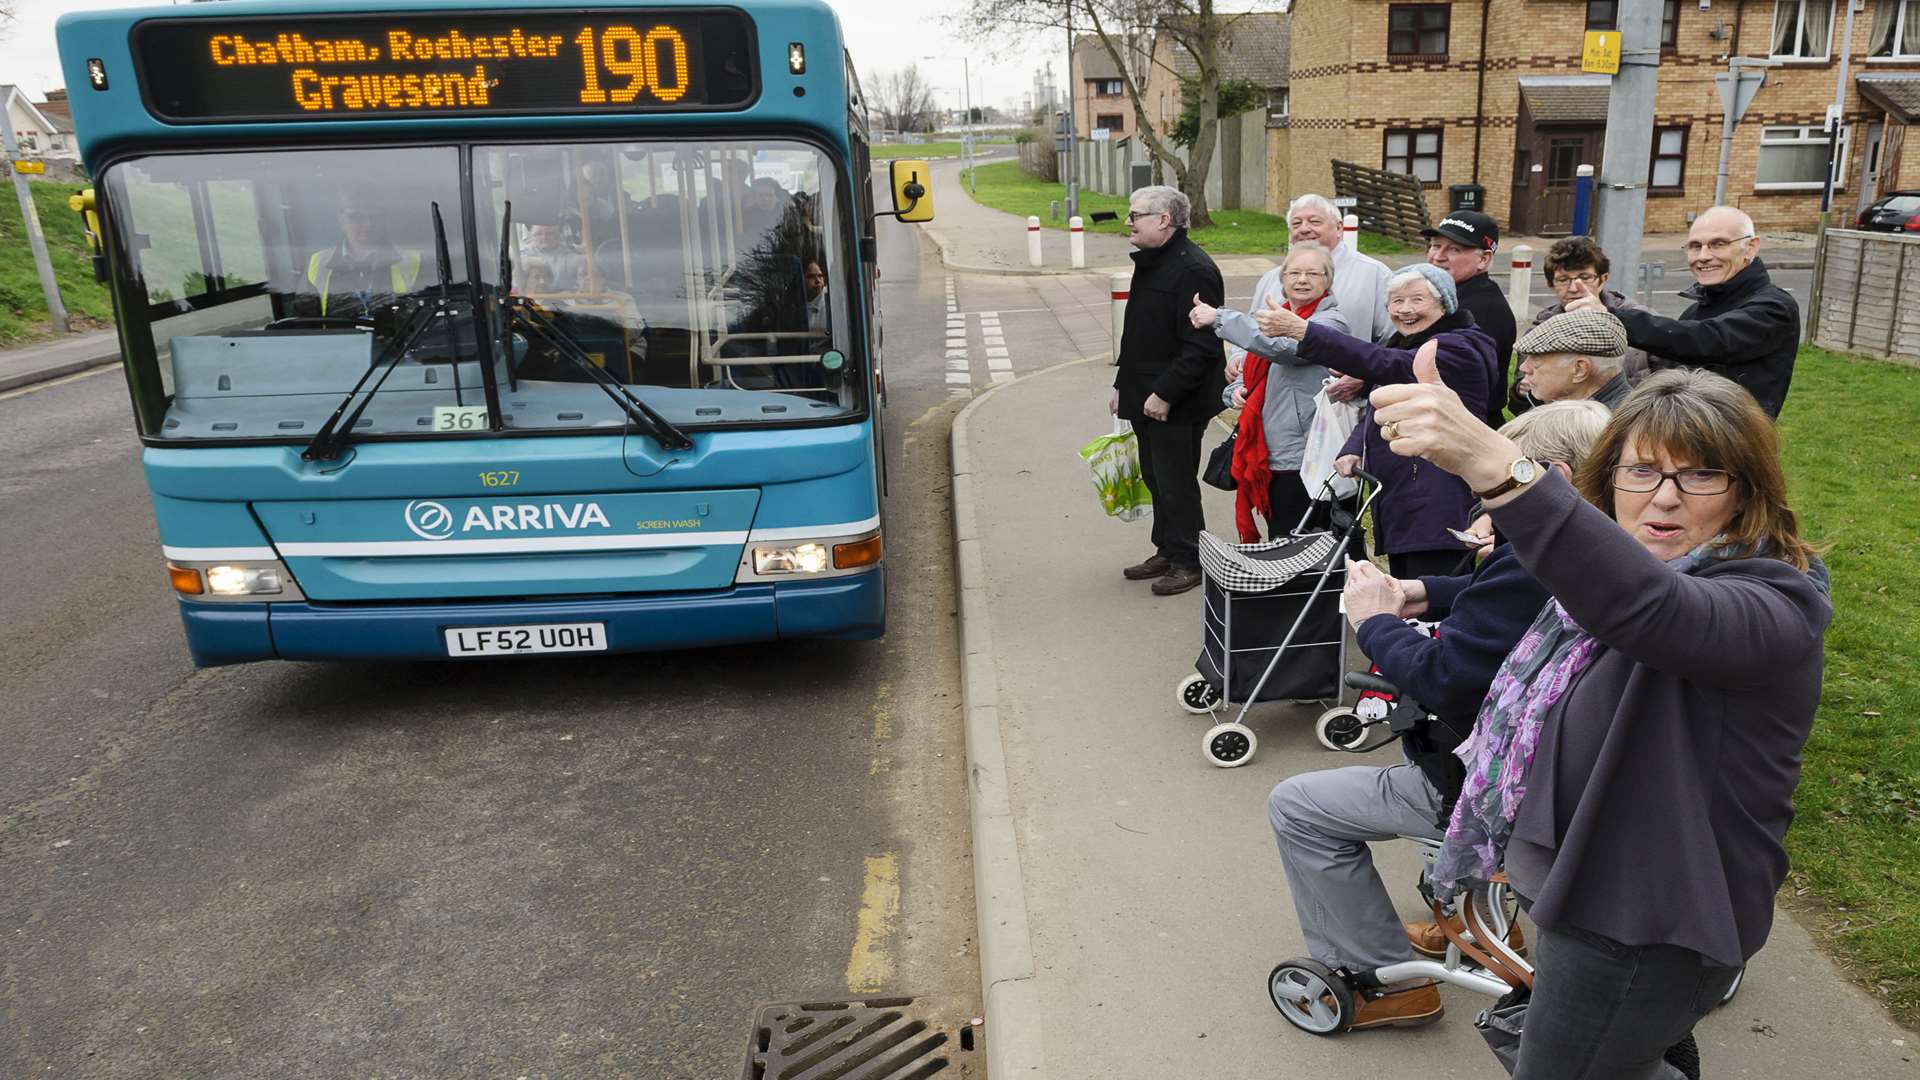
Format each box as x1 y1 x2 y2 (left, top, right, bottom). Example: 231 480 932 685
1422 210 1515 427
1570 205 1799 417
1110 185 1226 596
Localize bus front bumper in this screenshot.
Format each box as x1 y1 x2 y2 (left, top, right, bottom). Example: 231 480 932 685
178 569 885 666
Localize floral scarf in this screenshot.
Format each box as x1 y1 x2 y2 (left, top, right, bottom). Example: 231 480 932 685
1429 539 1737 894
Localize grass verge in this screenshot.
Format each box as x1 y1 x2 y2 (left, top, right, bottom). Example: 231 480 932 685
872 140 1010 160
963 160 1420 256
1776 344 1920 1028
0 179 115 346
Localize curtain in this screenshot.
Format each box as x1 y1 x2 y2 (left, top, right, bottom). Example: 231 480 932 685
1904 1 1920 54
1773 1 1799 55
1805 0 1834 57
1871 0 1897 56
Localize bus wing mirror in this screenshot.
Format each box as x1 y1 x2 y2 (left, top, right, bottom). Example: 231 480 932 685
886 160 933 223
68 188 108 283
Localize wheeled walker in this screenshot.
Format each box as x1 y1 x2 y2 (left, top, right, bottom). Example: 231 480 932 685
1175 472 1382 767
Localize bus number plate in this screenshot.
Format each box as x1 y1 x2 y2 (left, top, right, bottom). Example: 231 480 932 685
444 622 608 656
432 405 491 432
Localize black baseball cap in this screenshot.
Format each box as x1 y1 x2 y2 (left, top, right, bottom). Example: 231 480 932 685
1422 210 1499 251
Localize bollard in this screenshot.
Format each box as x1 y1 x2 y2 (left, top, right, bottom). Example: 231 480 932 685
1507 244 1533 323
1342 213 1359 255
1069 216 1086 268
1571 165 1594 236
1110 272 1129 365
1050 199 1060 222
1027 215 1043 268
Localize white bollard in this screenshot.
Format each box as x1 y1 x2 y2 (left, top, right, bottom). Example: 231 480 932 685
1110 272 1130 365
1069 216 1086 268
1343 213 1359 255
1027 215 1043 268
1507 244 1534 323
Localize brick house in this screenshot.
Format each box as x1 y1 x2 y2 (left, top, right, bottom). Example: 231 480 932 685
1286 0 1920 235
1069 33 1147 140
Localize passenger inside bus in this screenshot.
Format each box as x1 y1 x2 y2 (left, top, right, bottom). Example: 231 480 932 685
301 186 423 319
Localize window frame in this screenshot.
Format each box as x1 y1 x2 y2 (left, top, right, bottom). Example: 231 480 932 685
1769 0 1837 61
1092 78 1124 97
1095 113 1126 132
1383 126 1444 187
1585 1 1619 32
1870 0 1920 58
1661 0 1681 51
1648 124 1689 195
1755 123 1850 192
1387 3 1452 59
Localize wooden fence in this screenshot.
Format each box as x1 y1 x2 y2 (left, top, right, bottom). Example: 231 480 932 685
1810 229 1920 366
1329 160 1433 247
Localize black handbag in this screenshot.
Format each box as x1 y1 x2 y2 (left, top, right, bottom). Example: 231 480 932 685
1203 430 1238 491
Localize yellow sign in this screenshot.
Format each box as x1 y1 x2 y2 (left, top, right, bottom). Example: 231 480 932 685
12 160 45 175
889 160 935 224
1582 31 1621 75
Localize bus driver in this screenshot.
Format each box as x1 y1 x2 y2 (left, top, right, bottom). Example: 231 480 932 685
304 186 422 319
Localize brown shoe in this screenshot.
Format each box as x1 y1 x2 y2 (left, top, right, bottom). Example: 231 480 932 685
1349 979 1444 1030
1123 555 1172 580
1150 566 1203 596
1406 914 1527 959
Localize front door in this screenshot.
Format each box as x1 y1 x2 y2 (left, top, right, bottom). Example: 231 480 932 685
1537 130 1602 235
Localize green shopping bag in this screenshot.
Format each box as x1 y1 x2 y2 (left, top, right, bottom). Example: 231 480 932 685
1078 421 1151 522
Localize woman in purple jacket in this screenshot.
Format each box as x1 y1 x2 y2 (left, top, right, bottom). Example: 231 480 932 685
1369 362 1830 1080
1257 263 1500 578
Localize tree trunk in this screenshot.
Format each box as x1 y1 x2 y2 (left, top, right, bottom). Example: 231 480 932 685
1182 0 1220 229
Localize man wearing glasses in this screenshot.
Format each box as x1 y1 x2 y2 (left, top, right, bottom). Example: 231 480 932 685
1568 206 1799 418
304 186 422 320
1111 185 1227 596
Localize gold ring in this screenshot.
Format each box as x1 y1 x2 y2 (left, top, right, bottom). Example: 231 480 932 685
1383 422 1401 440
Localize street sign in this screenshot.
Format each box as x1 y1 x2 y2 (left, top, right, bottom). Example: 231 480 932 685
1581 31 1621 75
1332 196 1357 208
1089 127 1110 141
12 160 45 175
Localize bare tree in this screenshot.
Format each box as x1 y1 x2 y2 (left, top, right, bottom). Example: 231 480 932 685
951 0 1277 229
872 65 941 135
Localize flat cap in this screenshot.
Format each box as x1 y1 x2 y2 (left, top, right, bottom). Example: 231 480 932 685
1515 309 1629 359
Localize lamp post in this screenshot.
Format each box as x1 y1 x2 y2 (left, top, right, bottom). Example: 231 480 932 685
924 55 976 193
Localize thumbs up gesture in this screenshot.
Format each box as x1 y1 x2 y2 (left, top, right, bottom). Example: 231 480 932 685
1370 338 1523 495
1189 292 1219 329
1254 295 1309 340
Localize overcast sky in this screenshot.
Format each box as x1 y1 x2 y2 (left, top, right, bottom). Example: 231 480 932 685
1 0 1066 111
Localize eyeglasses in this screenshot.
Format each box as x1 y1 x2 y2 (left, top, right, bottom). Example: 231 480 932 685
1611 464 1735 495
1281 269 1328 280
1682 235 1753 257
1126 210 1165 223
1550 272 1602 287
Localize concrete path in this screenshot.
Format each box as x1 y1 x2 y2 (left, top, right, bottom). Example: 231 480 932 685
0 327 120 393
952 357 1916 1079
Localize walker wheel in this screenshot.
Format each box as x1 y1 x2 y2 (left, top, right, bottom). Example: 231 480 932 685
1268 958 1353 1035
1202 722 1257 768
1313 706 1372 752
1176 672 1222 715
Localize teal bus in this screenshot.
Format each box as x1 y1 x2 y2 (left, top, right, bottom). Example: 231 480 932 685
55 0 934 664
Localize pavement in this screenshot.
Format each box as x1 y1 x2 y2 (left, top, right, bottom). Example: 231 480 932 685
0 326 120 393
951 357 1919 1079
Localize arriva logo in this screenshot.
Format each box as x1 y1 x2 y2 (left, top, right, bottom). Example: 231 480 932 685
404 499 456 540
405 500 613 540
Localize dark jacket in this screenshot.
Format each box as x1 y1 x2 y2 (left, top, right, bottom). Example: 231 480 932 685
1590 372 1632 411
1511 289 1653 416
1114 229 1227 426
1491 471 1832 968
1614 257 1800 417
1455 272 1515 425
1308 311 1499 555
1357 541 1551 823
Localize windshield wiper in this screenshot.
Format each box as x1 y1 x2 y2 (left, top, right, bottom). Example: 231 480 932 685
493 199 692 452
302 202 460 461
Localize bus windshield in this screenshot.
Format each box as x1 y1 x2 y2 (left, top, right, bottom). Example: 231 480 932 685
101 139 857 443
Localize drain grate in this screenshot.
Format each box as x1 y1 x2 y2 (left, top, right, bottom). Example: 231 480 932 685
742 996 965 1080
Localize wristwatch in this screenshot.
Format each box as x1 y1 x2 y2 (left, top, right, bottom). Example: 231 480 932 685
1473 457 1539 501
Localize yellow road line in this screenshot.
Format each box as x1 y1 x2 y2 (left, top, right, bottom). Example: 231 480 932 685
845 852 901 994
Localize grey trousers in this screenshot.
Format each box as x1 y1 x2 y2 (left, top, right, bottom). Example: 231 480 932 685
1268 763 1446 974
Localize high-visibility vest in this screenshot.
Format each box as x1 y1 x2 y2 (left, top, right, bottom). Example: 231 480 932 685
306 247 422 315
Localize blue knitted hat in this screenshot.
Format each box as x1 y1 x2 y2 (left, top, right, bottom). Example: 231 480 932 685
1393 262 1459 314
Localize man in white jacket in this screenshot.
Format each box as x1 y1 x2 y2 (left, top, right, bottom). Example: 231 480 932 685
1286 194 1393 344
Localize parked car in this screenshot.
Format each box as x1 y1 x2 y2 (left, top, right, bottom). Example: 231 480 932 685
1855 191 1920 232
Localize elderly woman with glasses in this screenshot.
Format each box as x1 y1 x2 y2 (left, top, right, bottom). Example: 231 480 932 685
1367 360 1830 1079
1189 243 1347 540
1253 263 1502 579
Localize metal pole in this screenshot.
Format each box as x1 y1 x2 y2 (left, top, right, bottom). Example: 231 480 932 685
1592 0 1662 288
0 90 70 335
1064 5 1078 217
963 56 976 194
1809 1 1860 342
1712 58 1775 207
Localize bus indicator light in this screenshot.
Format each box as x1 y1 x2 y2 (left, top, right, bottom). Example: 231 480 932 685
833 536 883 570
167 564 205 596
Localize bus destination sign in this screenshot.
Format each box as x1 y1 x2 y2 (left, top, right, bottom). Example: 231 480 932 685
132 10 759 122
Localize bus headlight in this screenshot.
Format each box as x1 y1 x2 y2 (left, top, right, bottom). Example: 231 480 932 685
205 564 285 596
167 559 302 601
753 542 830 575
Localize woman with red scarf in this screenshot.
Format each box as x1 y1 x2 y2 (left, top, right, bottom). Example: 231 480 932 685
1190 243 1349 541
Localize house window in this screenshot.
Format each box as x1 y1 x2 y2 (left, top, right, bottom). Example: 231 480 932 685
1388 4 1451 57
1092 79 1124 97
1270 88 1290 119
1649 126 1688 192
1769 0 1834 59
1661 0 1681 49
1756 124 1848 189
1384 128 1443 184
1869 0 1920 57
1096 114 1125 132
1586 1 1619 31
